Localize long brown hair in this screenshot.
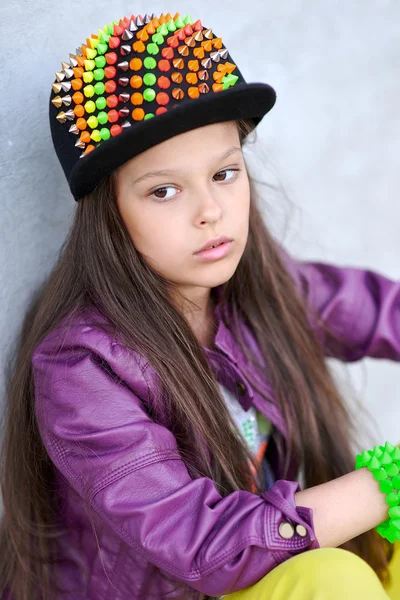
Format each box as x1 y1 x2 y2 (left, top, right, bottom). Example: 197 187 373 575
0 118 392 599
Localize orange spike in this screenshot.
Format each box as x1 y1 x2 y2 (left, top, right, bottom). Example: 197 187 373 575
212 83 224 93
201 40 213 52
165 12 172 21
76 55 85 68
72 67 84 79
212 37 223 49
173 13 181 20
152 17 160 28
136 29 149 41
146 22 156 34
159 14 167 24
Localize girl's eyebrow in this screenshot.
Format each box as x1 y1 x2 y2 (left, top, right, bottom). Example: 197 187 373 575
132 146 243 185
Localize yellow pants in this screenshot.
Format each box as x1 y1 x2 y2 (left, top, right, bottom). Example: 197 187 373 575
223 548 392 599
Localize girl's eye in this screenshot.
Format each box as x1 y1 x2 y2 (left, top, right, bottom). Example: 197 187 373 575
149 168 241 202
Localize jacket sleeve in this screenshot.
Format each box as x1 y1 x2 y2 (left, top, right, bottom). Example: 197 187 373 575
32 323 319 598
280 245 400 362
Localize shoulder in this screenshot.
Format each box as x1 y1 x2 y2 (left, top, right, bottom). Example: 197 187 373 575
31 306 151 403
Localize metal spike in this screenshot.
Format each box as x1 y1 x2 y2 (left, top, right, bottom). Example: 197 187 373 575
151 13 156 19
219 48 229 59
210 51 221 62
143 13 152 23
61 61 70 71
60 81 72 92
52 82 62 94
62 95 72 106
121 121 131 128
122 28 134 40
118 77 129 87
55 71 65 82
117 61 129 71
64 109 75 121
75 139 86 149
135 15 144 27
79 151 86 158
118 107 130 118
120 45 131 56
203 28 213 39
56 111 67 123
64 68 74 79
129 20 138 32
198 69 209 81
51 96 63 108
118 93 130 103
69 54 78 67
69 124 79 135
75 47 83 56
193 31 203 42
201 58 212 69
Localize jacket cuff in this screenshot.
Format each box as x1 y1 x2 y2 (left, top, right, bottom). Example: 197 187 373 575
262 479 320 554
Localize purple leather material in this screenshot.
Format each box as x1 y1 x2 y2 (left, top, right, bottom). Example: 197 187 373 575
30 247 400 598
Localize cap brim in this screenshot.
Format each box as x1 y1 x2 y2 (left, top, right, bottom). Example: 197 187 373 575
69 82 276 200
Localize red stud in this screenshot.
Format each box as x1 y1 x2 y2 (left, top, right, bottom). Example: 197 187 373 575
156 92 169 106
156 106 168 115
105 52 118 65
106 95 118 108
108 109 119 123
184 24 193 36
192 19 203 31
161 47 174 60
158 76 170 89
113 24 124 37
110 124 122 136
176 29 186 41
158 59 171 72
104 66 116 79
108 36 121 49
167 35 179 48
105 80 117 93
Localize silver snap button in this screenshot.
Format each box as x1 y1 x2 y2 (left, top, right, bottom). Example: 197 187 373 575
295 524 307 537
279 522 295 539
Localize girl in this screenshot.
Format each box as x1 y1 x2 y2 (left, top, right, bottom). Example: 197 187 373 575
1 10 399 600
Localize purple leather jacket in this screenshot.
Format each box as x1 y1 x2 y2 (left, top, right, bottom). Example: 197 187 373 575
30 248 400 599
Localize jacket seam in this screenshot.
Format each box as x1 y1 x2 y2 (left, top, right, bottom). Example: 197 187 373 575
88 448 181 502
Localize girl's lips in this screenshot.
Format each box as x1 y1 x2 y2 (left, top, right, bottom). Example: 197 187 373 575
193 240 233 261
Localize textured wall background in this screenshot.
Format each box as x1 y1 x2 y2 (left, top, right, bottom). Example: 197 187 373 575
1 1 399 465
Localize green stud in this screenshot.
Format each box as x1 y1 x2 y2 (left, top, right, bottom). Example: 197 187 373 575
380 479 393 494
386 492 400 507
95 97 107 111
143 88 156 102
97 42 108 55
144 57 157 69
158 23 169 36
84 101 96 113
392 447 400 461
373 446 383 458
143 73 156 86
91 130 101 143
355 454 364 469
368 456 381 470
373 468 387 482
392 474 400 489
167 19 176 32
361 450 372 465
95 56 106 68
100 127 111 140
381 452 392 466
174 16 184 28
152 33 164 45
94 83 105 96
87 115 98 129
222 74 239 89
389 506 400 519
93 68 105 81
385 442 395 454
83 72 94 84
392 519 400 530
97 111 108 125
387 463 400 477
144 113 155 120
105 24 113 35
99 32 109 45
183 14 194 24
147 43 159 55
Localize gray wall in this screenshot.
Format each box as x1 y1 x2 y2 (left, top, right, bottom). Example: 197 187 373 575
1 2 399 455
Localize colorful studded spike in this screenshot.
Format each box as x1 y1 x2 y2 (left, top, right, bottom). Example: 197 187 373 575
50 12 240 158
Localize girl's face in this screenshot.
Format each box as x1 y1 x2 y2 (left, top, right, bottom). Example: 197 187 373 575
115 121 250 300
